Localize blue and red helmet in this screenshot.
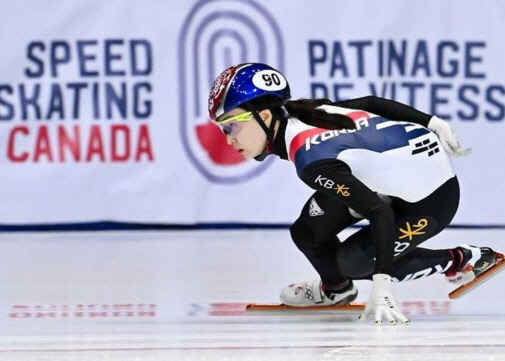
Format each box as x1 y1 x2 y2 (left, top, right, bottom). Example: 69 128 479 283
208 63 291 121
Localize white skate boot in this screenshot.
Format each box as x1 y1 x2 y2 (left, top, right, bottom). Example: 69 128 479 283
279 279 358 307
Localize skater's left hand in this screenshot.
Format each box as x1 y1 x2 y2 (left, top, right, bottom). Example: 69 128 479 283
428 116 471 157
359 274 410 325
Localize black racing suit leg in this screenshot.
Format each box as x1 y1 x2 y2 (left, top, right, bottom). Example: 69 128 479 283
335 176 460 281
290 190 359 284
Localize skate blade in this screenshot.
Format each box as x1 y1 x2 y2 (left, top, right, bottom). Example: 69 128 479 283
449 253 505 299
246 303 365 312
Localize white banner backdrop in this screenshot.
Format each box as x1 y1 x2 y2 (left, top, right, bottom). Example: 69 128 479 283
0 0 503 225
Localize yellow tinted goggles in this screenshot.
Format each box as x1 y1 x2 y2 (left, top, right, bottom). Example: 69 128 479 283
216 111 253 125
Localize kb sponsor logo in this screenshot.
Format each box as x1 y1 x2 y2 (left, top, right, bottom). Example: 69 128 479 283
178 0 284 183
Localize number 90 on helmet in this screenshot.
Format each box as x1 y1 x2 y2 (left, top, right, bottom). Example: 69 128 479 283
208 63 291 121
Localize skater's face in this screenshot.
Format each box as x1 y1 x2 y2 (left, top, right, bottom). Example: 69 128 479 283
216 107 272 159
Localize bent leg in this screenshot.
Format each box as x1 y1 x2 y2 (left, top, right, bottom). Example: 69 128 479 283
290 191 358 284
336 177 460 280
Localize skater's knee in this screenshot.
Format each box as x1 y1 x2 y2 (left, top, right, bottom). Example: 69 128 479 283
290 219 332 256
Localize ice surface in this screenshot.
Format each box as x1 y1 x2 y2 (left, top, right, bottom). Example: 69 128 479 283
0 229 504 360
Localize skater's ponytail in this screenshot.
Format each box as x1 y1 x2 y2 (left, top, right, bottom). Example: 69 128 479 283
284 98 355 130
245 96 355 131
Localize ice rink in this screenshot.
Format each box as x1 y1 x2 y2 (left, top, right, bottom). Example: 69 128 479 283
1 228 504 360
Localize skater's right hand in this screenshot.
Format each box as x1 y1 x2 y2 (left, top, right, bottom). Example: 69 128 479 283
359 274 410 325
